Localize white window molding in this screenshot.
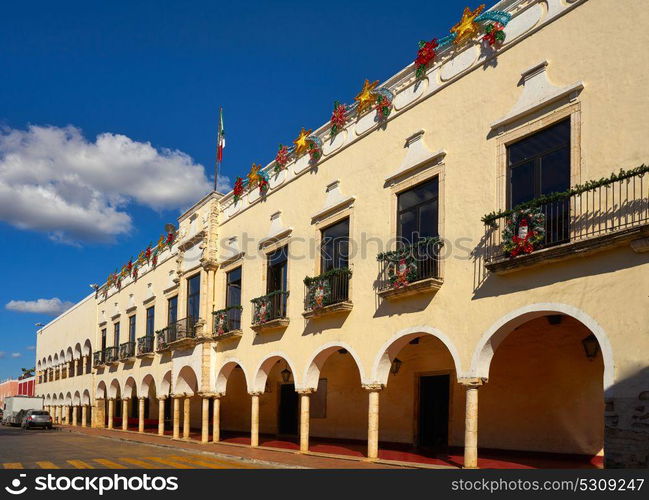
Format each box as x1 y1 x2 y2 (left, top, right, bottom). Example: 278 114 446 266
491 60 584 129
385 130 446 185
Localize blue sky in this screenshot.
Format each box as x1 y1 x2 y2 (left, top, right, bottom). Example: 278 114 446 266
0 0 485 378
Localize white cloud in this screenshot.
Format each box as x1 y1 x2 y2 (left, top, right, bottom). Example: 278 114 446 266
5 297 74 316
11 353 21 358
26 346 36 351
0 124 219 243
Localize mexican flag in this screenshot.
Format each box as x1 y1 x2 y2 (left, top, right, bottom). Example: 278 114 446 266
217 107 225 162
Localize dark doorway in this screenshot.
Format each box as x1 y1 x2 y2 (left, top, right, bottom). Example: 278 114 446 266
418 374 450 449
278 383 298 436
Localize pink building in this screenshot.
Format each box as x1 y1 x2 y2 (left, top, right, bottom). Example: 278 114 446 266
0 379 19 407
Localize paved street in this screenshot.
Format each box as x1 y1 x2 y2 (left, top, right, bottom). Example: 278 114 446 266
0 426 271 469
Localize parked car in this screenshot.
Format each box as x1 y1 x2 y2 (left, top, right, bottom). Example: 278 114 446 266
2 396 44 425
21 410 52 430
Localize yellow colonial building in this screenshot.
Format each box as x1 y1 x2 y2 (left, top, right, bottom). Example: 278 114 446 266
35 0 649 469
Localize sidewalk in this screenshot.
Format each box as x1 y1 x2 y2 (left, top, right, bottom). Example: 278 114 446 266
57 425 432 469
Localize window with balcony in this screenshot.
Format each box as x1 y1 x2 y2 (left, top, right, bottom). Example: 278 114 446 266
214 267 243 337
101 328 106 351
187 274 200 321
377 178 442 298
508 118 570 246
113 322 120 347
251 246 289 328
304 219 352 316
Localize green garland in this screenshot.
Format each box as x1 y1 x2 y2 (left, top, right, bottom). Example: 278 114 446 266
376 236 442 261
482 164 649 227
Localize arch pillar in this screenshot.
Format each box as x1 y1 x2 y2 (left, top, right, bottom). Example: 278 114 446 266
81 405 88 428
212 393 224 443
122 398 130 431
459 377 486 469
297 388 315 453
172 394 182 439
158 396 167 436
362 384 384 459
107 398 115 429
249 391 262 447
138 397 146 433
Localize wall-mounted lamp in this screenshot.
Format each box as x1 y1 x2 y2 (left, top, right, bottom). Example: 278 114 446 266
390 358 403 375
280 362 292 383
581 334 599 360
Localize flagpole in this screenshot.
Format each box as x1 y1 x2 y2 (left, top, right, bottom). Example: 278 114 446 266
214 106 222 192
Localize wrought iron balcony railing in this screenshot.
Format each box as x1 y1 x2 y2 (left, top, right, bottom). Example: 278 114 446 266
213 306 243 337
137 336 155 356
482 165 649 266
119 341 135 360
377 238 443 292
156 317 197 349
93 350 105 367
304 268 352 313
251 290 289 326
104 346 118 364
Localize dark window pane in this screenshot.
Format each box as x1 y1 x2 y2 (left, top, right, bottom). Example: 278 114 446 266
397 178 439 244
418 203 438 239
267 246 288 293
167 297 177 326
147 306 155 336
187 274 200 320
113 323 120 347
129 315 136 343
226 267 242 308
320 219 349 271
508 119 570 165
510 161 535 207
540 148 571 195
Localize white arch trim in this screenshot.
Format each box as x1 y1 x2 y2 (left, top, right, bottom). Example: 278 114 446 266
215 357 250 394
302 341 366 391
251 352 300 393
469 302 615 392
370 326 465 385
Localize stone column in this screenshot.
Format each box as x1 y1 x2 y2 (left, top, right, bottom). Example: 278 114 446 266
72 406 78 426
122 398 130 431
183 396 191 439
107 398 115 429
94 399 104 428
138 397 146 433
81 405 88 427
158 396 166 436
460 378 485 469
363 384 384 459
250 392 262 447
172 395 181 439
298 389 314 452
200 395 210 443
212 394 223 443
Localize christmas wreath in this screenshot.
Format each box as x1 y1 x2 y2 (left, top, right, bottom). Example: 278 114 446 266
374 89 393 120
306 278 331 310
307 136 323 163
502 209 545 257
251 295 274 325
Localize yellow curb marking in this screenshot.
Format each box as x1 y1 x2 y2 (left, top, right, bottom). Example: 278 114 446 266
67 460 95 469
36 461 60 469
3 463 23 469
142 457 194 469
93 459 128 469
119 457 159 469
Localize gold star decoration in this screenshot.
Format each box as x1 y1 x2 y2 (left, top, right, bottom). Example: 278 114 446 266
354 79 379 115
450 5 485 46
293 127 312 157
247 163 262 188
